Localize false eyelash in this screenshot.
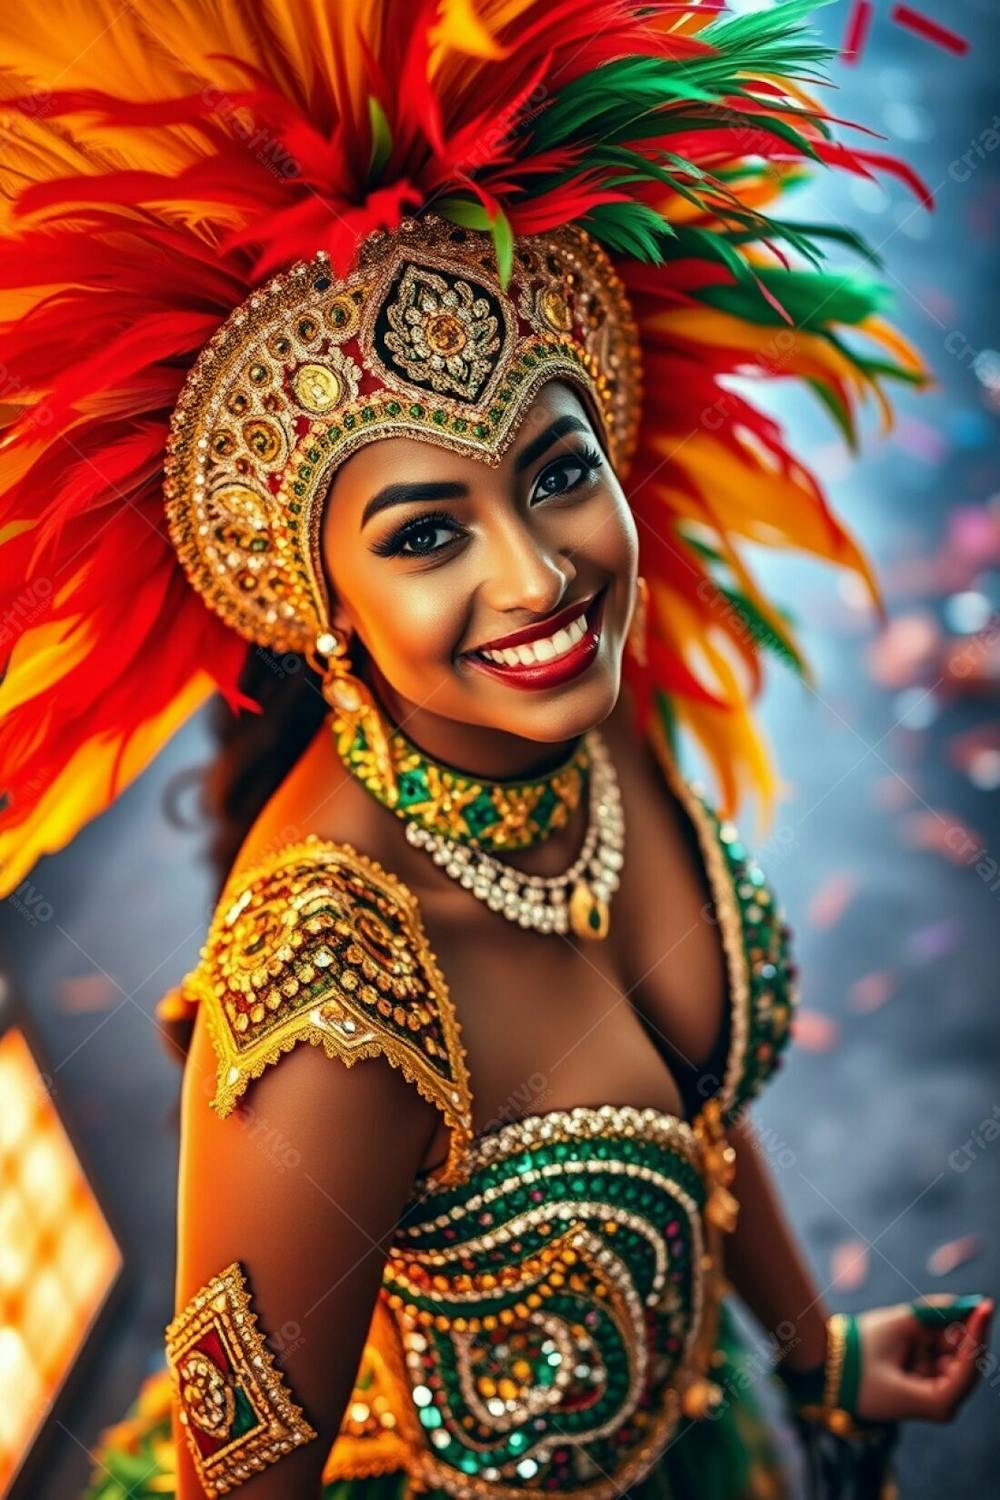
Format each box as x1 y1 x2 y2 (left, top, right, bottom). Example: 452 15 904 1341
575 443 604 477
370 508 464 558
371 444 605 560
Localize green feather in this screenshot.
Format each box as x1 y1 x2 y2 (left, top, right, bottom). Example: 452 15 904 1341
490 208 514 290
700 269 893 330
718 589 804 674
367 96 392 181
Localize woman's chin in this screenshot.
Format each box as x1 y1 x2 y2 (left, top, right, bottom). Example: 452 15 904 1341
457 655 623 743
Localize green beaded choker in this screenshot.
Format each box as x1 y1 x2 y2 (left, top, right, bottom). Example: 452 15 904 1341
329 700 590 853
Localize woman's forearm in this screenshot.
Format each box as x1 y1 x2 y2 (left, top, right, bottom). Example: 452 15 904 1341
722 1112 830 1372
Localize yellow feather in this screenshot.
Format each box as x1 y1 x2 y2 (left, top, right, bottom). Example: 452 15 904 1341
0 668 216 899
0 613 94 715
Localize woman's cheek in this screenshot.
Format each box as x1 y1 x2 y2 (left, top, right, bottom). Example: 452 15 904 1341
370 573 469 687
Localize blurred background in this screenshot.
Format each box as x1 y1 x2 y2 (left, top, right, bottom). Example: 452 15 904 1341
1 1 997 1495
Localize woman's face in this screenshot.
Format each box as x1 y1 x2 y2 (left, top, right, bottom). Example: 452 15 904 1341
319 380 638 754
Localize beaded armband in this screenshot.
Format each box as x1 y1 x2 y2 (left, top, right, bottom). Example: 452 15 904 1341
166 1261 317 1495
184 837 472 1183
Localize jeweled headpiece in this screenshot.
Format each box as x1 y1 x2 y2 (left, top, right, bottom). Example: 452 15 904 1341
165 218 638 653
0 0 928 897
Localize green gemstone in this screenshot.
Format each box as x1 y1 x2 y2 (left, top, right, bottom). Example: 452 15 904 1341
462 793 499 839
473 423 488 438
387 400 401 415
230 1384 259 1439
409 403 424 418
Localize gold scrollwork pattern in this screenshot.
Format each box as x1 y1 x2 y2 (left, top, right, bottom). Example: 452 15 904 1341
164 215 640 656
182 837 473 1184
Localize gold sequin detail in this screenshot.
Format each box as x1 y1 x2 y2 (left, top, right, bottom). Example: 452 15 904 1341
183 838 472 1184
163 214 640 656
166 1261 317 1496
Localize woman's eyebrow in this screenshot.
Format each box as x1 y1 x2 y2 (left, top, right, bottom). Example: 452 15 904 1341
514 414 590 474
361 479 468 528
359 413 590 528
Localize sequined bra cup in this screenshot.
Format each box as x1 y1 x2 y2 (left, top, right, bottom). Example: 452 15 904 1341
175 729 798 1497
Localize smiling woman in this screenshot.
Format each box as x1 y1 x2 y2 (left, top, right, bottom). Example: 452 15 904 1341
321 381 637 763
0 2 991 1499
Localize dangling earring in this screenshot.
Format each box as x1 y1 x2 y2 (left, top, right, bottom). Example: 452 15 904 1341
626 575 649 667
314 628 399 806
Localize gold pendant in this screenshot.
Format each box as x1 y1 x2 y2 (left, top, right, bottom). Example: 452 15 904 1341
569 879 609 941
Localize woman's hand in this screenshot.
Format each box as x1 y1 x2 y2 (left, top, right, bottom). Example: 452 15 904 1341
856 1293 995 1424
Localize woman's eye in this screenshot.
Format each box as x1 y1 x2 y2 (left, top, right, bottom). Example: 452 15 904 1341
371 511 464 558
399 521 456 556
532 448 601 502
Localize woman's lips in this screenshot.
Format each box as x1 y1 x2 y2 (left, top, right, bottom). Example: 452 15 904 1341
463 587 607 691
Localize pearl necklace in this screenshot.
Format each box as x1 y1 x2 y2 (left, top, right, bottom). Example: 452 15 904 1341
404 730 624 940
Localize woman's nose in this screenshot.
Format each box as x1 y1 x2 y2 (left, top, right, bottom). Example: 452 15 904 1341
481 516 575 617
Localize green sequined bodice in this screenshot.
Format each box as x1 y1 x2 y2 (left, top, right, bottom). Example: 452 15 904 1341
385 1105 708 1497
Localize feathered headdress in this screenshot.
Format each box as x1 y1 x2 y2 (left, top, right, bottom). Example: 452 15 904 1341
0 0 927 898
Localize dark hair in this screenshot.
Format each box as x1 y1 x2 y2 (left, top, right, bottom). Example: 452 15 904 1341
161 644 330 1060
202 645 330 895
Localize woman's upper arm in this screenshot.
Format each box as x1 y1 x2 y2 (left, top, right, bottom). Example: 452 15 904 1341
172 1009 439 1499
165 838 473 1499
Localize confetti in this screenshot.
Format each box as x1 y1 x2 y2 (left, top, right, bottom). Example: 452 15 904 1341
56 973 121 1014
848 970 898 1013
865 612 940 689
831 1239 871 1292
792 1009 840 1052
893 414 948 465
841 0 873 65
899 811 983 864
902 918 963 964
807 872 858 931
927 1235 983 1277
891 5 969 56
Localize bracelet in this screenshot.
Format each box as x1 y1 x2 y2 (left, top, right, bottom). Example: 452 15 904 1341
774 1313 872 1439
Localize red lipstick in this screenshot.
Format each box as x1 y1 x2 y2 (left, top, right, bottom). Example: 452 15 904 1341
464 587 606 692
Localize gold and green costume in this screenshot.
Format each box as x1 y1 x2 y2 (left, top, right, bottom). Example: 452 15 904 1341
85 725 797 1499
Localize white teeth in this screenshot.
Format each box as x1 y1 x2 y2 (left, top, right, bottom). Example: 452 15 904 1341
478 607 592 668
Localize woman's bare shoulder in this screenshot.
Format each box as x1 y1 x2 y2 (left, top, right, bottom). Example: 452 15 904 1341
233 718 403 876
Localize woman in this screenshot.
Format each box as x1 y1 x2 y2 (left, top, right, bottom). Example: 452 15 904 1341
0 3 991 1497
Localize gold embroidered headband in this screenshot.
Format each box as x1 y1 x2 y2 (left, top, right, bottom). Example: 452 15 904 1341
164 214 641 656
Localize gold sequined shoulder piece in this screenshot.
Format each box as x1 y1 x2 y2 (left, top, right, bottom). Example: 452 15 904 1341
185 837 472 1184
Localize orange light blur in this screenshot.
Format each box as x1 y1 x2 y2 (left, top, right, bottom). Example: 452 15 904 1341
0 1028 122 1495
